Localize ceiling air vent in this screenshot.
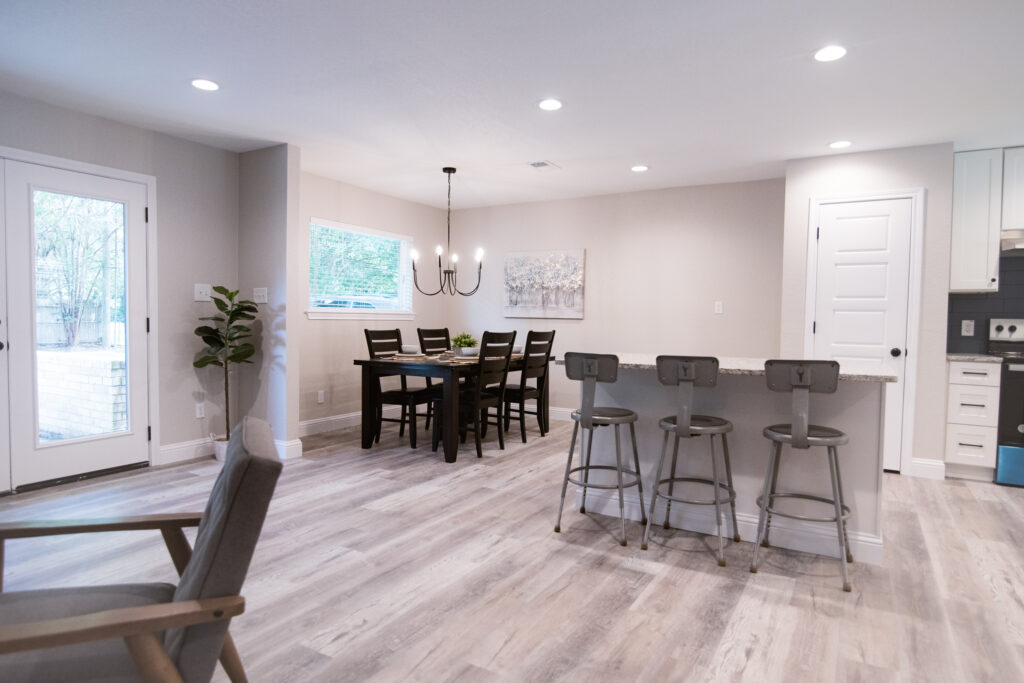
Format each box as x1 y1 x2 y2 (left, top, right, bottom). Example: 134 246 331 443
529 160 561 170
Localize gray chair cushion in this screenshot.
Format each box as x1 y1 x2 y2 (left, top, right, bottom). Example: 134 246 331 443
165 416 282 682
0 582 175 682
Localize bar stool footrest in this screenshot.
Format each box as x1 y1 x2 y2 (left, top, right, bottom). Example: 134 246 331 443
756 491 851 523
654 476 736 506
568 465 642 491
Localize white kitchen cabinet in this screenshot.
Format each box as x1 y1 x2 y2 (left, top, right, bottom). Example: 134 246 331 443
950 149 1002 292
945 359 1000 469
1003 146 1024 233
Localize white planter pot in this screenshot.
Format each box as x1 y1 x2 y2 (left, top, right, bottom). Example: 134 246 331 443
454 346 479 357
213 438 229 461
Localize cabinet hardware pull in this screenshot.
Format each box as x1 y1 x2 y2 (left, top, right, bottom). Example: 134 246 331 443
957 442 983 448
962 371 988 376
960 403 986 408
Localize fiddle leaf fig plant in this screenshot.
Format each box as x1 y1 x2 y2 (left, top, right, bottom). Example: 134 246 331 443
193 286 259 439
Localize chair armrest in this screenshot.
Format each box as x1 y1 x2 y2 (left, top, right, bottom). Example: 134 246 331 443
0 513 203 540
0 595 244 654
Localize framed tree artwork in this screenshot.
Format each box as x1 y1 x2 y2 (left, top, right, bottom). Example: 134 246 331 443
503 249 584 319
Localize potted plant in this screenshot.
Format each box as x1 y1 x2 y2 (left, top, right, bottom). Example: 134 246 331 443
193 286 259 459
451 332 479 357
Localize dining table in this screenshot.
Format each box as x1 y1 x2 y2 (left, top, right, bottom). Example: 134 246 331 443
353 353 548 463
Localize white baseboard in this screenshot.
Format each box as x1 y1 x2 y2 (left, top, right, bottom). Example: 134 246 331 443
944 463 995 482
154 437 215 466
276 439 304 461
564 488 884 566
909 457 946 481
298 406 403 437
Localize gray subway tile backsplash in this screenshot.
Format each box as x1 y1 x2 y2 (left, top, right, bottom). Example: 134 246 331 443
948 256 1024 353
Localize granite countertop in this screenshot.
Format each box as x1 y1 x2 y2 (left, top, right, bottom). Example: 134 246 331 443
557 354 896 382
947 353 1002 363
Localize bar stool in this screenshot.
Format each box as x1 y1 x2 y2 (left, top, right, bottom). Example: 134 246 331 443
642 356 739 566
554 353 646 546
749 360 854 592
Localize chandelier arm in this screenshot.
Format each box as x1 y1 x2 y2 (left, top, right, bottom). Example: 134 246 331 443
412 263 444 296
455 263 483 296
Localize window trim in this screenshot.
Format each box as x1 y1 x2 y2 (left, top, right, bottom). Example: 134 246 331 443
306 217 414 321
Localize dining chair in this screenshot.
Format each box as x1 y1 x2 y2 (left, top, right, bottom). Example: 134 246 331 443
503 330 555 442
432 331 516 458
364 328 434 448
0 416 282 682
417 328 452 355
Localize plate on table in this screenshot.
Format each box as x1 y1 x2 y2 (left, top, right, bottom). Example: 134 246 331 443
393 353 426 358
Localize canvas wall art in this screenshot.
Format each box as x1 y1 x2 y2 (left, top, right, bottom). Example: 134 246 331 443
503 249 584 319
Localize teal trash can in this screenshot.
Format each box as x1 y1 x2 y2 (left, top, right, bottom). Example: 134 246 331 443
996 445 1024 487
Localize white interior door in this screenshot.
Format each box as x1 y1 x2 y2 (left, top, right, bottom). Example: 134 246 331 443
0 161 9 492
3 160 150 488
812 197 912 472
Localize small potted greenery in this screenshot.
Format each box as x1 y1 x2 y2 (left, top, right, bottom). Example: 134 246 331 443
193 286 259 459
451 331 479 357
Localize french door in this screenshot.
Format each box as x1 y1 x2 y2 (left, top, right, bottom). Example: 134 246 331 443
2 159 150 489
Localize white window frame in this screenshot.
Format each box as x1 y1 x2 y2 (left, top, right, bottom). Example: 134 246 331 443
305 217 415 320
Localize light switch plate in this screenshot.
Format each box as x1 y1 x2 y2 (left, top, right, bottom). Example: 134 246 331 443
713 301 723 315
961 319 975 337
316 390 325 404
253 287 268 304
194 283 212 302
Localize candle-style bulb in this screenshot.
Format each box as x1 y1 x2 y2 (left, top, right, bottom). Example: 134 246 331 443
451 253 459 263
435 245 444 256
475 248 484 262
410 248 420 261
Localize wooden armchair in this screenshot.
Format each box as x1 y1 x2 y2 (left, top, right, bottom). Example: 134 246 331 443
0 416 282 682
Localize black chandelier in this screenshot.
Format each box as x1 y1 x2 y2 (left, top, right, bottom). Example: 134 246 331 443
411 167 483 296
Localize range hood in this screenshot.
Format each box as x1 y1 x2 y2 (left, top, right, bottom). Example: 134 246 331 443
1001 229 1024 254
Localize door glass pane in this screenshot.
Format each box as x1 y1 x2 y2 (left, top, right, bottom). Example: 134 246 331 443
33 190 128 443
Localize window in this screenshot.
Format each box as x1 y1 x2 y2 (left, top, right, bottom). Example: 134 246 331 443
307 218 414 319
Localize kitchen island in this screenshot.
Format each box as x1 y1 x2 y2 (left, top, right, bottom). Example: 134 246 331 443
557 355 896 564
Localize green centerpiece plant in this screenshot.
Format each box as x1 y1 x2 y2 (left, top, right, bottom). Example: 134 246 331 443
193 286 259 444
452 332 478 357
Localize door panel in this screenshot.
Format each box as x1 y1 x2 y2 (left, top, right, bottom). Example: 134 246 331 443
814 198 912 471
4 160 149 488
0 161 9 492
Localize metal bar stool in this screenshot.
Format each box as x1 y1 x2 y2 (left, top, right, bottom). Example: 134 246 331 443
554 353 646 546
642 356 739 566
750 360 854 592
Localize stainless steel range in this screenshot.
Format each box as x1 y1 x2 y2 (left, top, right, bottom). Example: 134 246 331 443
987 318 1024 485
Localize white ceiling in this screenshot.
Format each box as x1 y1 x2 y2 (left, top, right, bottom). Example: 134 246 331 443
1 1 1022 209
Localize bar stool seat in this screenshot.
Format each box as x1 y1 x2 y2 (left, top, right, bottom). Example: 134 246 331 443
660 414 731 432
573 406 637 424
763 424 848 445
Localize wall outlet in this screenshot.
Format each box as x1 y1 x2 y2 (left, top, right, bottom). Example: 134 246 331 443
194 283 212 302
253 287 268 304
713 300 723 315
195 403 205 419
316 390 325 404
961 319 975 337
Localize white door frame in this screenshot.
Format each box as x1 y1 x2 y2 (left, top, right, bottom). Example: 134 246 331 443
803 188 925 477
0 145 160 479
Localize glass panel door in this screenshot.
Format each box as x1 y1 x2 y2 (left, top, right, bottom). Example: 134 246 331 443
4 160 149 488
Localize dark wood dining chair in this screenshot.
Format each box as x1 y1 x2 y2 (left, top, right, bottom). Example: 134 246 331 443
504 330 555 442
432 331 516 458
417 327 452 355
364 328 433 448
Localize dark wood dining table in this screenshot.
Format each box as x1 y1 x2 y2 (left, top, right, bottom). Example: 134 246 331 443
353 354 548 463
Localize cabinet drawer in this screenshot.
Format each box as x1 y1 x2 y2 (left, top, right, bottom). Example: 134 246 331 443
945 424 997 468
946 384 1000 426
948 361 1001 386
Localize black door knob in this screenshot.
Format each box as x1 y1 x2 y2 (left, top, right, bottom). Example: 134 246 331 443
0 341 4 350
890 348 902 357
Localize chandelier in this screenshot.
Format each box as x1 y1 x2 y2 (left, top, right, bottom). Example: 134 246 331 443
410 167 483 296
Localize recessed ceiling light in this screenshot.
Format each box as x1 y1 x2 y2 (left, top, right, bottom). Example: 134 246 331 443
814 45 847 62
829 140 852 149
538 98 562 111
631 165 649 173
191 78 220 91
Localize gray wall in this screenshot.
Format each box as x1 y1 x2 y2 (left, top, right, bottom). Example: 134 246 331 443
0 88 240 448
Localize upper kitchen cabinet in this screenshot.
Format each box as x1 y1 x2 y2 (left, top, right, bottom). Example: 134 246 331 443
1003 147 1024 233
950 149 1002 292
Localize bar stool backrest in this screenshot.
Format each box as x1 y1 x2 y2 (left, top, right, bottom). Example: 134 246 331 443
417 327 451 355
564 352 619 429
764 359 840 449
656 355 719 437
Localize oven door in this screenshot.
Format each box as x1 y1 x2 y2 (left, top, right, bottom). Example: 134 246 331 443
998 362 1024 446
